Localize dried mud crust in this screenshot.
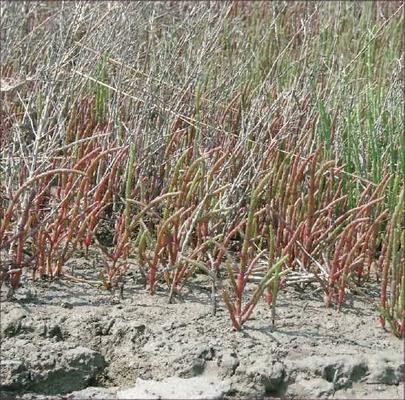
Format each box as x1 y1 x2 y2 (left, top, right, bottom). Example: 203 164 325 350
0 255 403 399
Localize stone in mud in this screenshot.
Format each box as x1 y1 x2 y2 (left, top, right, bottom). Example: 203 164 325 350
0 392 66 400
196 345 215 361
38 322 63 340
333 381 404 399
66 386 118 399
286 377 334 398
116 376 231 400
219 350 239 376
0 341 106 395
0 360 31 390
236 356 286 396
367 351 404 385
286 354 369 389
186 345 217 376
62 346 105 370
0 305 28 338
191 358 206 376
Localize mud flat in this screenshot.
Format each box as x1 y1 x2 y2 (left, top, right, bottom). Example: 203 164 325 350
1 257 403 399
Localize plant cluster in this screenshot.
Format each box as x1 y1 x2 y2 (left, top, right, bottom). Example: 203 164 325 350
0 1 403 336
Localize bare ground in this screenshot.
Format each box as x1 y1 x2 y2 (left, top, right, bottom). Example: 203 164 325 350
0 254 403 399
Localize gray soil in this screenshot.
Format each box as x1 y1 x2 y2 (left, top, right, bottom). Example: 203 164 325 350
0 253 404 399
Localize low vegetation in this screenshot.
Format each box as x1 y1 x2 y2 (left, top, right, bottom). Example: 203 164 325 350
0 1 403 336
